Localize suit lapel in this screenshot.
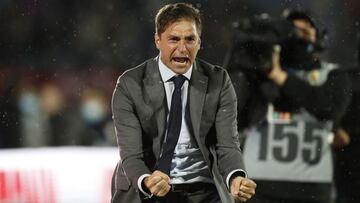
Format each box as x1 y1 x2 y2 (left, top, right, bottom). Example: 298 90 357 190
143 58 166 159
189 60 208 144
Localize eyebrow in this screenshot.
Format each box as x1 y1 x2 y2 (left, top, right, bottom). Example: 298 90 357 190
167 34 196 39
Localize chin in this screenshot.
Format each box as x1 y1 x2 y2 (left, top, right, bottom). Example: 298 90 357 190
177 66 191 73
168 64 189 73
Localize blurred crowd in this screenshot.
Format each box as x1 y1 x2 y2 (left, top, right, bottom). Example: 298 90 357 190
1 0 360 202
0 67 119 147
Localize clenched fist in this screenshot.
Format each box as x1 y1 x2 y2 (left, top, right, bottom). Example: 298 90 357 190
144 170 171 197
230 176 256 202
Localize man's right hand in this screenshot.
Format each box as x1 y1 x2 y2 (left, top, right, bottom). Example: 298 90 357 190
143 170 171 197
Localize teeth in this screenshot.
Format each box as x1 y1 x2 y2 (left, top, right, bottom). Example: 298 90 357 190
173 57 188 63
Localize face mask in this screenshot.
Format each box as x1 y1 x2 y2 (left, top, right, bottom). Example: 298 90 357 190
18 92 41 115
80 99 106 124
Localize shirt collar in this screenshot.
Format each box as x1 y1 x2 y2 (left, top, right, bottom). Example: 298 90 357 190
158 56 193 82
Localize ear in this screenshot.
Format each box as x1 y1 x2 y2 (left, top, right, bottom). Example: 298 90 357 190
154 33 160 49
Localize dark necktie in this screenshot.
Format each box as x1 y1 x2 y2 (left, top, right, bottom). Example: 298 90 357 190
156 75 187 174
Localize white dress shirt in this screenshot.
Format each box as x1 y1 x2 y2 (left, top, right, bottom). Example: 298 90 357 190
138 57 246 197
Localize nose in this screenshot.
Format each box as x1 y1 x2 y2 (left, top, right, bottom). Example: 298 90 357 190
177 40 188 53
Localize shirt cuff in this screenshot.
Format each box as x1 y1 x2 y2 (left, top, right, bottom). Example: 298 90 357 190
137 174 153 198
226 169 247 189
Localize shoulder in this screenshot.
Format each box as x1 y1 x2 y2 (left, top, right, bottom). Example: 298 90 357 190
195 59 235 94
116 58 156 85
196 58 226 72
196 58 229 78
320 61 349 80
120 58 155 78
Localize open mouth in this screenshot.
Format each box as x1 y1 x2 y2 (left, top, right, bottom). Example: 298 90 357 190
172 57 189 64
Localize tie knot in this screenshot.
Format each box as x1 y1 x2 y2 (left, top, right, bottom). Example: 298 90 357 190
171 75 187 89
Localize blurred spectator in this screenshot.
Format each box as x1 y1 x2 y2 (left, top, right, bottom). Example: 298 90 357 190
227 10 351 203
79 88 115 145
18 84 50 147
39 82 85 146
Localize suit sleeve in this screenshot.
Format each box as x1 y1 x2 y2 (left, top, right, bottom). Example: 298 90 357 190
215 70 246 182
112 74 151 190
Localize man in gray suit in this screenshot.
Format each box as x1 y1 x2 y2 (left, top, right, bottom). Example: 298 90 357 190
111 3 256 203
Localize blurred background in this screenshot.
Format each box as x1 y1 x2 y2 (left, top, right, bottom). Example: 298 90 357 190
0 0 360 202
1 0 360 148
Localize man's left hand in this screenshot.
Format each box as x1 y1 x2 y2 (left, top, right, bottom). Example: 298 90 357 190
230 176 256 202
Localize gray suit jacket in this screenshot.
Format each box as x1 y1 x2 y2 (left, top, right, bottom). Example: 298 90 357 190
111 57 245 203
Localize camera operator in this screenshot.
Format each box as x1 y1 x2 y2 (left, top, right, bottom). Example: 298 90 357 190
228 10 351 203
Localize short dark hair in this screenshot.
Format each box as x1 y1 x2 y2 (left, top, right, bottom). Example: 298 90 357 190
283 9 316 29
155 3 202 36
